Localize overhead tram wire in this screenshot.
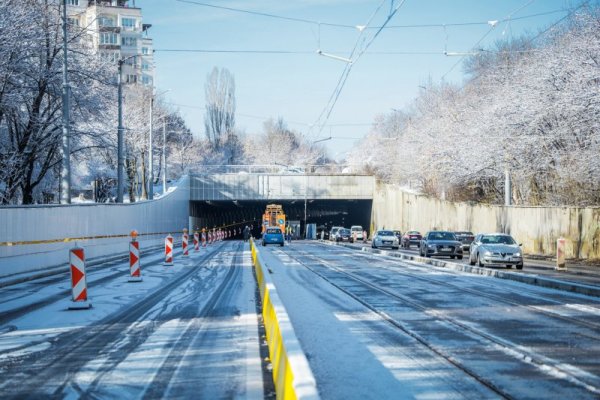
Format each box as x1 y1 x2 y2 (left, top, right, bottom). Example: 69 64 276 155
312 0 409 137
441 0 536 80
173 0 571 31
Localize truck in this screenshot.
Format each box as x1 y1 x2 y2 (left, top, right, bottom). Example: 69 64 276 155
262 204 286 233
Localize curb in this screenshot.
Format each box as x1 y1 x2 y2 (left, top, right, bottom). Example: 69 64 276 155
0 243 166 289
250 239 320 400
323 241 600 298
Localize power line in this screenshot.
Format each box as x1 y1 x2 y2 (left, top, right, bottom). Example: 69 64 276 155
441 0 536 80
174 0 570 31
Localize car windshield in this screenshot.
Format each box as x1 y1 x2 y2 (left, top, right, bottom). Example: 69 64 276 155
351 227 362 231
266 228 281 234
481 235 516 245
378 231 393 236
341 229 350 234
428 232 457 241
456 231 474 236
408 231 420 235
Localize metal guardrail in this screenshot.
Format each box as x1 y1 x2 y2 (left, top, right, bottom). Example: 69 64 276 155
186 164 370 175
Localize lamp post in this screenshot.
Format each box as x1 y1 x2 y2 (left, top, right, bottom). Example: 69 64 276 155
148 89 170 200
60 0 70 204
116 54 141 203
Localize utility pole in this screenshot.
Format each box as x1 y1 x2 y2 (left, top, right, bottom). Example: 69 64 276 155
148 92 154 200
117 59 125 203
504 168 511 206
304 173 308 239
162 119 167 193
60 0 71 204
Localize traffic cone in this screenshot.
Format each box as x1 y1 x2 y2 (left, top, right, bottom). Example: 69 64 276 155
68 247 92 309
164 234 174 265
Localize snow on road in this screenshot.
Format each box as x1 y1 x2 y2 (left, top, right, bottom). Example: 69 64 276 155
0 242 266 399
259 241 600 399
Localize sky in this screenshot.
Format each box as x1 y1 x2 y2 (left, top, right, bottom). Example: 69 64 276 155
137 0 588 160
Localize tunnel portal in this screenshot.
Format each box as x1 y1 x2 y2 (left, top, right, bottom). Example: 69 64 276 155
189 199 373 239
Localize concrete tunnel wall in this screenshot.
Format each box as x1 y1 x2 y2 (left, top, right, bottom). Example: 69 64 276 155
371 183 600 260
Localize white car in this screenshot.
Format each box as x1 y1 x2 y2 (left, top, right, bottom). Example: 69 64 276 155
350 225 364 242
371 230 399 250
469 233 523 269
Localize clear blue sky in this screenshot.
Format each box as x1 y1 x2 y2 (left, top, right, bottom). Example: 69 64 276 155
138 0 586 159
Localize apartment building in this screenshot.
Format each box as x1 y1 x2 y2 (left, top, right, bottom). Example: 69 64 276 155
66 0 154 86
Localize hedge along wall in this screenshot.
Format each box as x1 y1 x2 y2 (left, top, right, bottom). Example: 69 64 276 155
371 183 600 260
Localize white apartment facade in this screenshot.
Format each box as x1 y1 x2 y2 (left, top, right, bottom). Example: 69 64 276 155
66 0 154 86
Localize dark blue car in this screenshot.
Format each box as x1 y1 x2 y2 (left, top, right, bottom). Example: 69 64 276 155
262 227 284 247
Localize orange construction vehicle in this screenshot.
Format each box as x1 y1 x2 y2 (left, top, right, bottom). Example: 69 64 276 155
262 204 286 233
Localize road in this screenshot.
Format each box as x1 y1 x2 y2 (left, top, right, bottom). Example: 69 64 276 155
0 242 270 399
259 241 600 399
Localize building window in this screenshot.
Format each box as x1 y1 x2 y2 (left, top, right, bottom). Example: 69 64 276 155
98 16 114 27
67 17 79 27
142 62 150 71
100 32 118 45
122 17 137 30
122 37 137 47
126 74 138 84
142 47 149 55
142 76 151 85
100 51 119 63
66 0 79 5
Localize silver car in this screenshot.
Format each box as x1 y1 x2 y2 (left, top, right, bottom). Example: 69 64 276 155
419 231 463 259
371 230 399 249
469 233 523 269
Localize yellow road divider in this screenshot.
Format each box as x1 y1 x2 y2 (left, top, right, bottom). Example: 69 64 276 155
250 239 320 400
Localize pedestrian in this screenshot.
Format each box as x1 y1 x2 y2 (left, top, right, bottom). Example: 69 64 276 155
243 226 250 242
363 229 367 243
320 229 325 241
286 224 292 244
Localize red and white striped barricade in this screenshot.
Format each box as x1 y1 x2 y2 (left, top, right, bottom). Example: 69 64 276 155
68 247 92 309
164 234 174 265
182 229 189 256
129 239 142 282
193 231 200 251
202 231 207 247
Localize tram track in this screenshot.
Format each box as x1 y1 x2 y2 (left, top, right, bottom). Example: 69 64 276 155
278 246 600 399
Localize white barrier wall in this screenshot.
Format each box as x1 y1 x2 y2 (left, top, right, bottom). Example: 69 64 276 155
371 184 600 260
0 177 190 278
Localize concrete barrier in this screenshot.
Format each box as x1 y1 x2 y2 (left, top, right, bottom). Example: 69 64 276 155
0 177 189 278
323 241 600 298
371 184 600 260
250 239 320 400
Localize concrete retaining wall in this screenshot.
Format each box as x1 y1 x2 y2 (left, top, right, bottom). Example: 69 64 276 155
250 240 319 400
371 184 600 260
0 177 190 277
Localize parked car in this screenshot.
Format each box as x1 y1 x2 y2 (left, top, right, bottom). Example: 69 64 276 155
393 230 402 242
350 225 364 242
455 231 475 251
419 231 463 259
401 231 422 249
262 227 284 247
336 228 351 242
469 233 523 269
372 230 399 249
329 226 343 241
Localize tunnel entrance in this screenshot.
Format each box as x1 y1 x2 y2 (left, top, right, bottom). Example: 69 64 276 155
189 199 373 239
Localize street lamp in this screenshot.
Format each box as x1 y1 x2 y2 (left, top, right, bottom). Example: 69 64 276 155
117 54 141 203
148 88 170 200
60 0 71 204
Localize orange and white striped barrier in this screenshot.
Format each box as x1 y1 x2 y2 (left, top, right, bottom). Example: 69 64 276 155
68 247 92 309
193 231 200 251
182 229 189 256
164 234 174 265
129 240 142 282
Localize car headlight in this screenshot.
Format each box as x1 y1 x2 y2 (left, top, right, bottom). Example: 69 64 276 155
428 244 435 249
514 252 521 257
484 250 492 256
